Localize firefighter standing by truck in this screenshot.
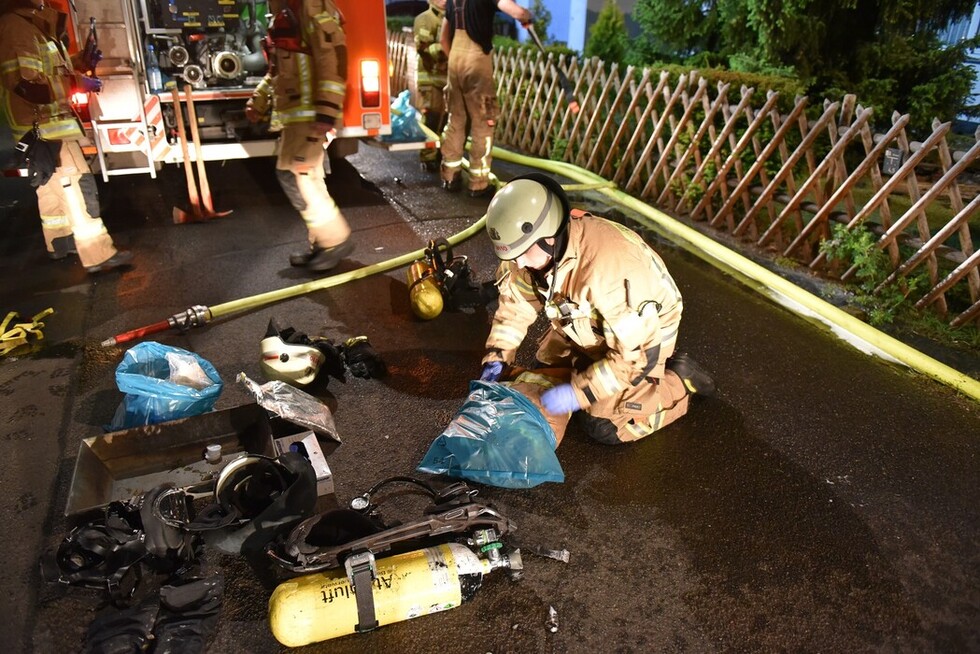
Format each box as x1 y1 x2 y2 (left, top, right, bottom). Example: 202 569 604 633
245 0 353 273
0 0 132 273
413 0 447 172
479 174 716 445
438 0 531 198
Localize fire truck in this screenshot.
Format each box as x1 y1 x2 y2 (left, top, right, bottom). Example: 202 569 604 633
60 0 392 181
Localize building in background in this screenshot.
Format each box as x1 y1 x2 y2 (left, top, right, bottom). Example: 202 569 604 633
941 2 980 131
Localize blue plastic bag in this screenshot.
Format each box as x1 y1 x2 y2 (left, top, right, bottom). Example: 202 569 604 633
417 380 564 489
108 342 223 431
382 89 428 143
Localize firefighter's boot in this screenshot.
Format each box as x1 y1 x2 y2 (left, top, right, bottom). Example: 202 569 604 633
305 239 354 272
666 353 715 397
85 250 133 274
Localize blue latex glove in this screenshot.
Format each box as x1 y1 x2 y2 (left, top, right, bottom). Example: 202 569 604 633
541 383 581 415
78 75 102 93
479 361 503 382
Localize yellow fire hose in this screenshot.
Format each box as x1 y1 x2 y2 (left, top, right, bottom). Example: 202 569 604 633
101 218 487 347
489 148 980 403
101 138 979 403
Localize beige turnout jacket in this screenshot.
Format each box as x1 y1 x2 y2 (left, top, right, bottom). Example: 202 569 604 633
484 211 684 410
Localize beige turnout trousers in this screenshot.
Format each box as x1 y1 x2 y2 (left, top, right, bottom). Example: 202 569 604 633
440 29 497 192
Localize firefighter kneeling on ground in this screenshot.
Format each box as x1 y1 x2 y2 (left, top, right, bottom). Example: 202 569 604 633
245 0 353 273
479 174 715 445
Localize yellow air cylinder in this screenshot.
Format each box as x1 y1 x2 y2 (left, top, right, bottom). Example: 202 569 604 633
268 542 491 647
407 260 444 320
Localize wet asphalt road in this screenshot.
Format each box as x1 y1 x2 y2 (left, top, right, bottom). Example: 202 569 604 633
0 143 978 653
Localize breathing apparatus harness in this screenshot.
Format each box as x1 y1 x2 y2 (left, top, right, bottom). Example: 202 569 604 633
266 475 518 635
410 238 492 311
45 451 317 604
267 476 516 573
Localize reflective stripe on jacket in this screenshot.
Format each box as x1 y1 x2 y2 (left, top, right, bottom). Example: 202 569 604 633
414 7 447 88
485 211 684 408
251 0 347 126
0 7 83 141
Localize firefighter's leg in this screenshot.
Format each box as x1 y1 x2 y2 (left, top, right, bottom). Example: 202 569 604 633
418 85 443 169
460 50 497 195
38 141 119 268
276 126 352 271
506 368 573 446
578 371 690 445
533 329 575 368
439 53 468 190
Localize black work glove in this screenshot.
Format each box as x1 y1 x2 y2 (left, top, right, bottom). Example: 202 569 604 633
341 336 387 379
312 337 347 383
23 136 61 188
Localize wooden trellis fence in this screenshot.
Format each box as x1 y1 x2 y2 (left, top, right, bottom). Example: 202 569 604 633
388 32 980 328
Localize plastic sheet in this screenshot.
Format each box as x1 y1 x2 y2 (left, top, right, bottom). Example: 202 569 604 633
237 373 340 443
108 342 222 431
417 381 564 489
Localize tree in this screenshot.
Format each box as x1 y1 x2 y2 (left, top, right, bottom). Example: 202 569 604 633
585 0 629 63
629 0 979 130
529 0 552 42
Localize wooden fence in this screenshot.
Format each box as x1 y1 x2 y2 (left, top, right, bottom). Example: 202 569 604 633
388 32 980 329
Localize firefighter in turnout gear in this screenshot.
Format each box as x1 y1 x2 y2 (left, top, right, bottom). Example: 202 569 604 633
439 0 531 197
245 0 353 273
0 0 133 273
480 174 715 445
413 0 447 171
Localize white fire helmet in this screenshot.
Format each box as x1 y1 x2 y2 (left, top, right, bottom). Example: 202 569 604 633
485 174 569 260
260 334 324 386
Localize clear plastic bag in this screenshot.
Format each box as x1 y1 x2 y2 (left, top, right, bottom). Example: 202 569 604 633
237 373 341 443
108 342 223 431
416 380 564 489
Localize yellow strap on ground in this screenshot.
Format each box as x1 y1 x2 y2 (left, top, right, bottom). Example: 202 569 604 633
491 146 980 404
0 308 55 356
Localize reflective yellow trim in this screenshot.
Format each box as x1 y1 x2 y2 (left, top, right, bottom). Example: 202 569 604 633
514 276 534 294
314 11 340 27
40 214 71 228
593 359 622 396
318 80 345 96
442 159 463 169
37 118 82 140
489 323 524 348
16 55 43 73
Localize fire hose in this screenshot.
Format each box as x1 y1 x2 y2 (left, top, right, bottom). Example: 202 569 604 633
101 218 487 347
100 144 979 403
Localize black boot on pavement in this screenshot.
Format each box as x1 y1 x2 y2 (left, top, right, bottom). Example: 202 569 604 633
49 235 77 260
467 186 496 199
666 352 716 397
289 244 316 267
441 176 461 193
85 250 133 274
305 239 354 272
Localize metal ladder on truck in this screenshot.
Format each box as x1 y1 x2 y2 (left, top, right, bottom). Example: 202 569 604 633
72 0 158 182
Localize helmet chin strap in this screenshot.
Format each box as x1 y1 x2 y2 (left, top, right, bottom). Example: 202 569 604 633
535 220 569 263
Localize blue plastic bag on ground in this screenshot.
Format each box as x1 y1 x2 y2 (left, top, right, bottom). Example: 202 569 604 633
108 342 223 431
417 380 564 489
382 89 428 143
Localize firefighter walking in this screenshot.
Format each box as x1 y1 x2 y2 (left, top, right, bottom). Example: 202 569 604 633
0 0 132 273
438 0 531 198
246 0 353 273
479 174 715 445
413 0 448 171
